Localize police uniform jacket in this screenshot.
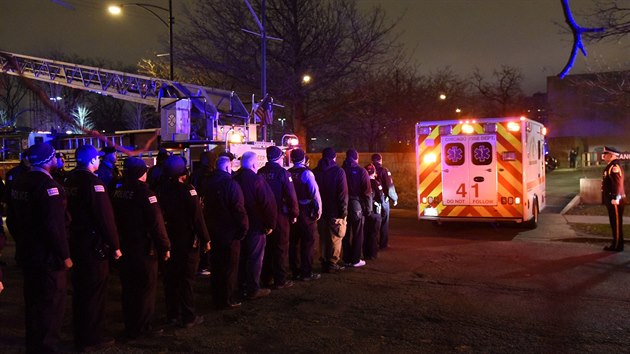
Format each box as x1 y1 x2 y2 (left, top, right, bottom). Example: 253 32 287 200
7 169 70 269
342 159 373 218
112 179 170 257
374 162 398 204
65 168 120 261
289 163 322 220
202 169 249 246
369 178 385 213
234 168 277 233
158 179 210 255
97 161 121 190
602 158 626 204
313 157 348 219
258 161 299 220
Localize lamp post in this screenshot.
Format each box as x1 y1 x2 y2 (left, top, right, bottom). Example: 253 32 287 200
108 1 174 81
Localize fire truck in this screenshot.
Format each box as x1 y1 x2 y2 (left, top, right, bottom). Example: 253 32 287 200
0 51 295 169
415 117 546 228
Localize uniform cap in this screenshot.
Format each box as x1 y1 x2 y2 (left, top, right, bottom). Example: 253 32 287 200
123 157 148 180
290 148 306 163
76 145 104 164
371 153 382 162
28 143 56 166
219 151 235 161
101 146 117 155
322 147 336 159
163 155 187 177
266 146 283 161
346 149 358 161
604 146 621 156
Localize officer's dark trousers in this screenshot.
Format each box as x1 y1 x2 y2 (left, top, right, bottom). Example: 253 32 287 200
120 255 158 337
290 210 318 277
163 249 199 324
607 203 625 249
23 268 67 354
72 259 109 349
262 214 290 286
343 215 365 265
239 231 266 293
210 240 241 308
379 201 391 249
364 212 382 260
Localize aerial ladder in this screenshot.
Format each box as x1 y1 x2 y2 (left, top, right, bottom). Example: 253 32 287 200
0 51 254 144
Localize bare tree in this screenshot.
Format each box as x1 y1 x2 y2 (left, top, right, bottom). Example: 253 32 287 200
177 0 401 148
583 0 630 41
471 66 524 116
0 75 28 125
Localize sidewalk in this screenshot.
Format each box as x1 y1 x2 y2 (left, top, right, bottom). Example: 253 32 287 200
562 214 630 224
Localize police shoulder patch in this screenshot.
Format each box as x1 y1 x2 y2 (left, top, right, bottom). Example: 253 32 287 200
612 166 621 174
289 176 293 183
47 187 59 196
189 189 197 196
94 185 105 193
378 185 383 190
148 196 158 204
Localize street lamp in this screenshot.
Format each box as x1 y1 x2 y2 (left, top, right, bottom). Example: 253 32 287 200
302 74 312 85
107 1 174 81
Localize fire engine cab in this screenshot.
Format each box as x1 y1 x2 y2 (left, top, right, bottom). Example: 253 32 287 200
415 117 546 228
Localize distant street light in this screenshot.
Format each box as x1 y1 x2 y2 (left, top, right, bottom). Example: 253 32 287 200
302 74 312 85
107 1 174 80
439 94 447 100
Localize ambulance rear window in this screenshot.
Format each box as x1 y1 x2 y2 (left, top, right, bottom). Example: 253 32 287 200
471 142 493 166
444 143 465 166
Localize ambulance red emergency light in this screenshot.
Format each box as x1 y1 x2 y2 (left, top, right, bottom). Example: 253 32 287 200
415 117 546 228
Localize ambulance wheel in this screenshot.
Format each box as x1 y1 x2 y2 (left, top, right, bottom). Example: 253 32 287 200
525 202 539 229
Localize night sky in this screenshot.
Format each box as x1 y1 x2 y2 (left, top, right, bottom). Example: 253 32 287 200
0 0 626 94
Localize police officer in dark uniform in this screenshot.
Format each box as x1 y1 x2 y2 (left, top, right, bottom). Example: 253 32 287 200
97 146 122 190
601 146 626 252
234 151 277 300
313 147 348 273
371 153 398 250
258 146 299 288
112 157 171 339
201 156 249 309
52 152 68 185
364 163 383 260
342 149 372 267
7 143 72 353
158 155 210 328
190 151 217 277
288 148 322 281
65 144 122 352
147 148 169 191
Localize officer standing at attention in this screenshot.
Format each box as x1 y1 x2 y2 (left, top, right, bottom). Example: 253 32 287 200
234 151 277 300
65 144 122 352
371 153 398 250
258 146 299 289
158 155 210 328
601 146 626 252
288 148 322 281
313 147 348 273
201 156 249 309
97 146 121 189
7 143 72 353
51 152 67 185
342 149 372 268
364 163 383 260
111 157 171 340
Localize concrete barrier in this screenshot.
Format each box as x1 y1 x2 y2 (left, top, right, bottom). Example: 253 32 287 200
580 178 601 204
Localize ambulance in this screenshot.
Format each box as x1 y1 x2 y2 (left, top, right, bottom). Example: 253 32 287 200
415 117 546 228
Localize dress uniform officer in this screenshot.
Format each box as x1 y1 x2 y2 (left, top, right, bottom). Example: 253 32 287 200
288 148 322 281
258 146 299 288
342 149 372 268
7 143 72 353
371 153 398 250
364 163 384 260
112 157 171 339
65 144 122 351
158 155 210 328
313 147 348 273
201 156 249 309
601 146 626 252
234 151 277 299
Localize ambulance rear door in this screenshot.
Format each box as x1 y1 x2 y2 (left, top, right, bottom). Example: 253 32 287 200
442 134 497 206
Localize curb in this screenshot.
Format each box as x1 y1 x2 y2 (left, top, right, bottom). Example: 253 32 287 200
560 195 581 215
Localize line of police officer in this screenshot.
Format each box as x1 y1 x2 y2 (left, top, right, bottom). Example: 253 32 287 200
5 142 398 352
